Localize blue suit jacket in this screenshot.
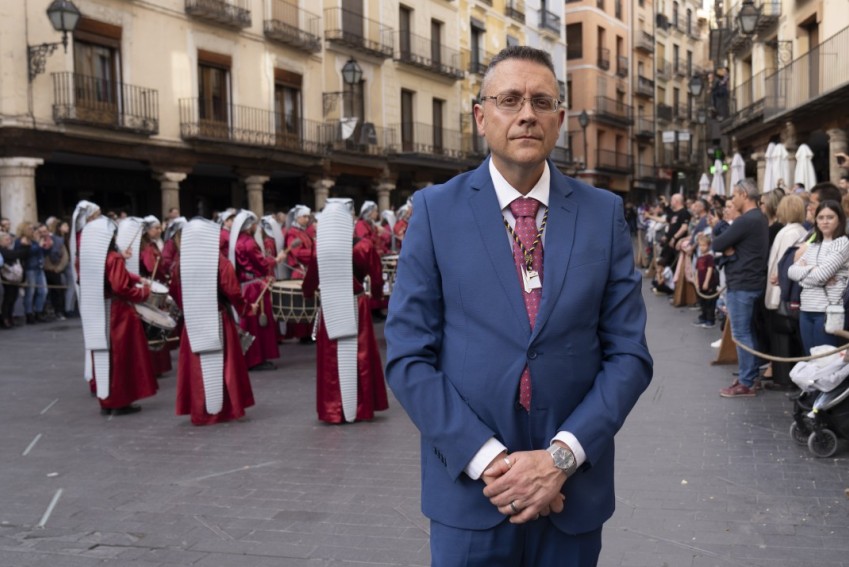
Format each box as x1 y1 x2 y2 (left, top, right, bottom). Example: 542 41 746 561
384 159 653 535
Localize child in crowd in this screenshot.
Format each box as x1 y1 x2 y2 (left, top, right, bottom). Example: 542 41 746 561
694 234 719 328
652 256 675 296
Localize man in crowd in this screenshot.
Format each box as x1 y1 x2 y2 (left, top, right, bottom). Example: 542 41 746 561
661 193 690 266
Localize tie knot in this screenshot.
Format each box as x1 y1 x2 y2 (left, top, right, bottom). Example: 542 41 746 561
510 198 540 219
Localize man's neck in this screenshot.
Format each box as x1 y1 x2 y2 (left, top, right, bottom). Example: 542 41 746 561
740 202 758 214
491 157 544 195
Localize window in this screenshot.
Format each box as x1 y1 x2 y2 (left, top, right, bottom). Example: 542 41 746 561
274 69 302 148
431 20 442 66
566 23 583 59
673 44 680 73
567 78 572 109
470 22 484 73
687 50 693 76
673 86 680 117
506 35 519 47
433 98 444 153
686 9 692 35
72 19 122 125
401 89 414 151
672 1 679 26
399 6 412 59
198 50 231 138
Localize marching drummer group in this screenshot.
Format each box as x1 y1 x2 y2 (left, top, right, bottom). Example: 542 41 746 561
70 197 412 426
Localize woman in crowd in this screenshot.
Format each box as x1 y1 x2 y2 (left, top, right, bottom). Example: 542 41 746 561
15 222 50 323
0 231 29 328
760 188 785 247
788 200 849 353
44 218 69 321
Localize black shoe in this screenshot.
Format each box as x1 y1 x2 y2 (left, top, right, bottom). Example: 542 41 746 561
249 361 277 371
26 314 35 325
298 337 315 345
111 405 142 416
100 408 112 416
371 310 386 321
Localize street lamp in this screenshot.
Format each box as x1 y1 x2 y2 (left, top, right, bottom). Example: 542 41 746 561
696 108 707 124
323 58 364 116
737 0 760 35
688 74 704 98
28 0 81 81
578 110 589 171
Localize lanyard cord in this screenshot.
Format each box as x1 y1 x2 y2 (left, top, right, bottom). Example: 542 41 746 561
504 208 548 271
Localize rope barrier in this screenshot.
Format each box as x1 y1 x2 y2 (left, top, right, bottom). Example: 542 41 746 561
2 281 70 290
692 285 725 300
730 329 849 363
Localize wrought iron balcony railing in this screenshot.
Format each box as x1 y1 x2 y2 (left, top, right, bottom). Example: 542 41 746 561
616 55 628 77
635 75 654 97
324 6 393 59
725 68 771 130
634 116 655 139
52 72 158 135
462 132 489 159
185 0 251 29
465 48 495 76
505 0 526 23
264 0 321 53
539 9 561 35
550 146 574 167
595 95 633 125
636 31 655 52
596 149 633 173
634 163 657 179
396 31 464 79
765 24 849 120
656 103 673 122
656 60 671 80
390 122 464 160
597 47 610 70
323 119 395 156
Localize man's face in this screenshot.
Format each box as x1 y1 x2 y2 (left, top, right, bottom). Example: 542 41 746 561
692 201 704 217
473 59 564 175
0 220 9 232
0 234 10 248
807 192 820 223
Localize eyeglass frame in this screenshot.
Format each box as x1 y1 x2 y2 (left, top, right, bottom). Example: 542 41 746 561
479 93 563 114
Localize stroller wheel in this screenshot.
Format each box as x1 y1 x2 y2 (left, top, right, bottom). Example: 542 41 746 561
807 429 839 458
789 421 810 446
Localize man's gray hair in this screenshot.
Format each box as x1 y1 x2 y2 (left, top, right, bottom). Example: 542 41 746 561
736 178 760 200
480 46 557 99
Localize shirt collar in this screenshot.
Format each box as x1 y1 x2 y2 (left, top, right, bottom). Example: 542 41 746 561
489 159 550 211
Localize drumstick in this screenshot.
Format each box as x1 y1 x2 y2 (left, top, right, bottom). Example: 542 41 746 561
151 255 161 282
251 277 274 310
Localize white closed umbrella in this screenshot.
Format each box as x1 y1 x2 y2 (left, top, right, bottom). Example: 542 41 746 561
729 152 745 191
699 173 711 194
710 159 726 196
794 143 817 190
772 143 791 190
762 143 776 194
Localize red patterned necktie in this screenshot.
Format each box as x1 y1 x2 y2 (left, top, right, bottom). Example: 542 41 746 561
509 197 544 411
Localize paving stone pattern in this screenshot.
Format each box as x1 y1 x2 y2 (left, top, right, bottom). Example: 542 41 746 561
0 283 847 566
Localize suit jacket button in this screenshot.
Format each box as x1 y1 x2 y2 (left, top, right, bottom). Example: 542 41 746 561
528 350 538 359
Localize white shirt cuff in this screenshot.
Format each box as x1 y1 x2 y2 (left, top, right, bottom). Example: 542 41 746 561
464 437 507 480
552 432 587 468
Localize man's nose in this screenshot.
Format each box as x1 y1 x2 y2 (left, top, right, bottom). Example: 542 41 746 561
516 100 538 124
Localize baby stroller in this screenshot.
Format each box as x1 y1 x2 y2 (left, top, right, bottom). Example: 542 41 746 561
789 346 849 458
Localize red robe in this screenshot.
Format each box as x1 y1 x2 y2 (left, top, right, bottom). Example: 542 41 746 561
355 220 389 309
171 255 254 425
393 219 408 252
302 239 388 423
234 231 280 368
160 239 178 280
140 241 173 375
219 229 230 256
95 251 158 410
285 226 314 279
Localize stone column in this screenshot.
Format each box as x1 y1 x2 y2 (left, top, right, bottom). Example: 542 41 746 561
376 179 395 212
154 172 186 221
752 151 766 192
781 121 798 188
827 128 848 184
244 176 269 217
311 177 335 211
0 157 44 227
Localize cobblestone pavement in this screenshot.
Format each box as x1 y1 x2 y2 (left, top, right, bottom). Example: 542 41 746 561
1 283 848 566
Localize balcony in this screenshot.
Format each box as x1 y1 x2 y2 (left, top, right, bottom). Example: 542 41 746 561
595 95 633 126
674 62 687 78
616 55 628 77
636 31 655 53
634 116 655 140
465 48 495 76
635 75 654 97
656 60 670 80
550 146 573 168
722 68 770 132
657 103 673 122
656 13 670 32
178 98 330 154
765 24 849 121
634 163 658 180
596 149 632 173
505 0 525 23
597 47 610 70
539 9 561 35
185 0 251 29
263 0 321 53
323 119 394 156
324 7 393 59
396 32 464 79
390 122 464 160
52 72 158 135
722 0 781 55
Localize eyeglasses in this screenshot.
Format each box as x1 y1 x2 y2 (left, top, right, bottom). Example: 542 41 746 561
479 94 562 113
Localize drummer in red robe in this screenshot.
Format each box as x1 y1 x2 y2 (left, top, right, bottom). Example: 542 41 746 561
139 215 173 376
355 201 389 317
230 210 287 371
282 205 315 342
79 217 157 416
160 216 186 280
393 201 412 252
302 198 388 424
218 208 237 255
171 218 255 425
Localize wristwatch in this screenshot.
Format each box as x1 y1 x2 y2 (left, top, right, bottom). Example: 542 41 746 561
547 444 578 477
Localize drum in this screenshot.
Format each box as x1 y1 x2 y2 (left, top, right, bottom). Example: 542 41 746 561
270 280 319 324
381 254 399 297
134 304 177 350
136 281 169 310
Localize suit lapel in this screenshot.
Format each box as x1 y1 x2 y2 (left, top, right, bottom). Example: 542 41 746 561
531 167 577 341
468 162 530 330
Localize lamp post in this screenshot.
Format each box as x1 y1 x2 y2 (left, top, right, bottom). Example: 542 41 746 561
688 74 704 98
578 110 589 172
28 0 81 81
737 0 760 35
323 58 364 116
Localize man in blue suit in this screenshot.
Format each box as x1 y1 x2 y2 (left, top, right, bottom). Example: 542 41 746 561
384 46 653 566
